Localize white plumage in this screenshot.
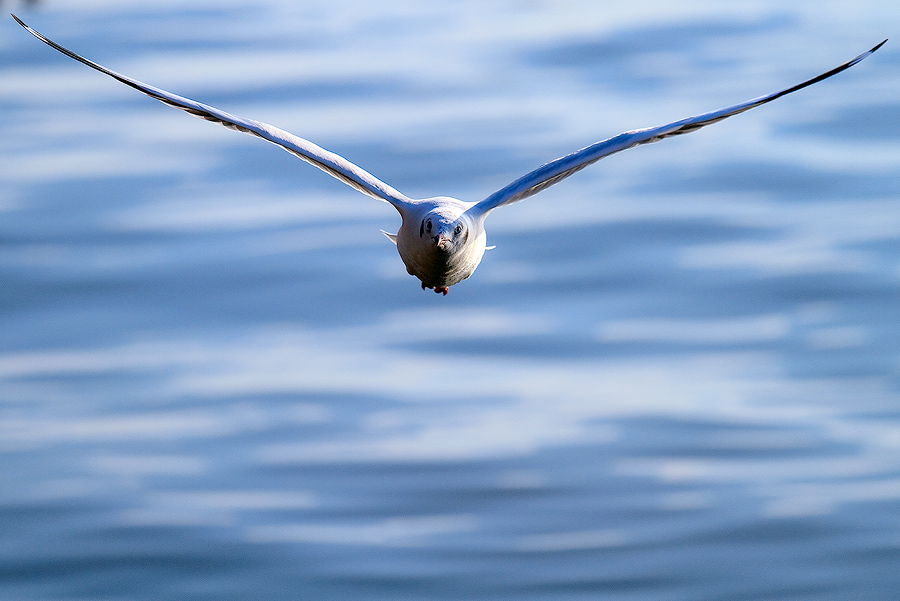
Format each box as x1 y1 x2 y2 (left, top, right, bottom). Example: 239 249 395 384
13 15 885 294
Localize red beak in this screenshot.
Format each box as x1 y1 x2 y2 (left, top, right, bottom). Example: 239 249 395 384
435 234 451 251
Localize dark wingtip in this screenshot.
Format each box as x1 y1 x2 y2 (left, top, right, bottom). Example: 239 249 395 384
11 13 32 33
871 39 888 53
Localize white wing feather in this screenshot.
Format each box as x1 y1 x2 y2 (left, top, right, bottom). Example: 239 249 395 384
474 40 886 214
13 15 414 210
14 15 884 219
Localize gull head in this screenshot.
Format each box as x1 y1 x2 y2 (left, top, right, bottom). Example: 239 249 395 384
421 209 468 254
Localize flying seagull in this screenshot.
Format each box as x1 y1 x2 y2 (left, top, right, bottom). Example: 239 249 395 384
13 15 885 295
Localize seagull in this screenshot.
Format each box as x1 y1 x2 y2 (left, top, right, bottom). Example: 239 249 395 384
13 15 885 295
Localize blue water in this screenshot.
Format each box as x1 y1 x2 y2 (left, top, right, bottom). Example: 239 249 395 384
2 2 900 599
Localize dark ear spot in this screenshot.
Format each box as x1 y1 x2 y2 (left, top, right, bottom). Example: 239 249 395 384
419 220 424 237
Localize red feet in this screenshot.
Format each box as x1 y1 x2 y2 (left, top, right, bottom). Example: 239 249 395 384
421 283 449 295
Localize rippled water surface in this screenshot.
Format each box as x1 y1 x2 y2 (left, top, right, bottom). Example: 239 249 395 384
2 1 900 599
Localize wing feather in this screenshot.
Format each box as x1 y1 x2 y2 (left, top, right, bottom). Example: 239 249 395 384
12 15 414 210
475 40 886 214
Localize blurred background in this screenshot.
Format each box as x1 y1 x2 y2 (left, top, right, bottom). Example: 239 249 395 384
1 1 899 599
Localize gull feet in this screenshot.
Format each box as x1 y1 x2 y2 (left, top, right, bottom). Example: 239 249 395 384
421 283 449 295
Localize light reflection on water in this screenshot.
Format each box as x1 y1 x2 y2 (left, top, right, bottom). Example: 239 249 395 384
2 1 900 599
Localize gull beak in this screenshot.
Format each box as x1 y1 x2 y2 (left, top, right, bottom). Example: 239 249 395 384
434 233 452 251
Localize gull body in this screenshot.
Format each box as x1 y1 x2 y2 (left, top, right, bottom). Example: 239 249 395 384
12 15 886 295
393 198 487 293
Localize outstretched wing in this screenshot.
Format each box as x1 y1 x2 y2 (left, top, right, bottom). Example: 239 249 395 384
474 39 886 214
13 15 414 210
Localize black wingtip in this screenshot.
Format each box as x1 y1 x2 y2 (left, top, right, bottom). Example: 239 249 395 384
871 39 888 53
11 13 31 32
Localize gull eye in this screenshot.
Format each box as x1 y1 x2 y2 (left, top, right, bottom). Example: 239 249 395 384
454 224 463 235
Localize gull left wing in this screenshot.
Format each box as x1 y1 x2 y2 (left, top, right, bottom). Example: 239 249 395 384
473 39 886 215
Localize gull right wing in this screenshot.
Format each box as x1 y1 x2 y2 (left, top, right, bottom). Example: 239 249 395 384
12 14 415 211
